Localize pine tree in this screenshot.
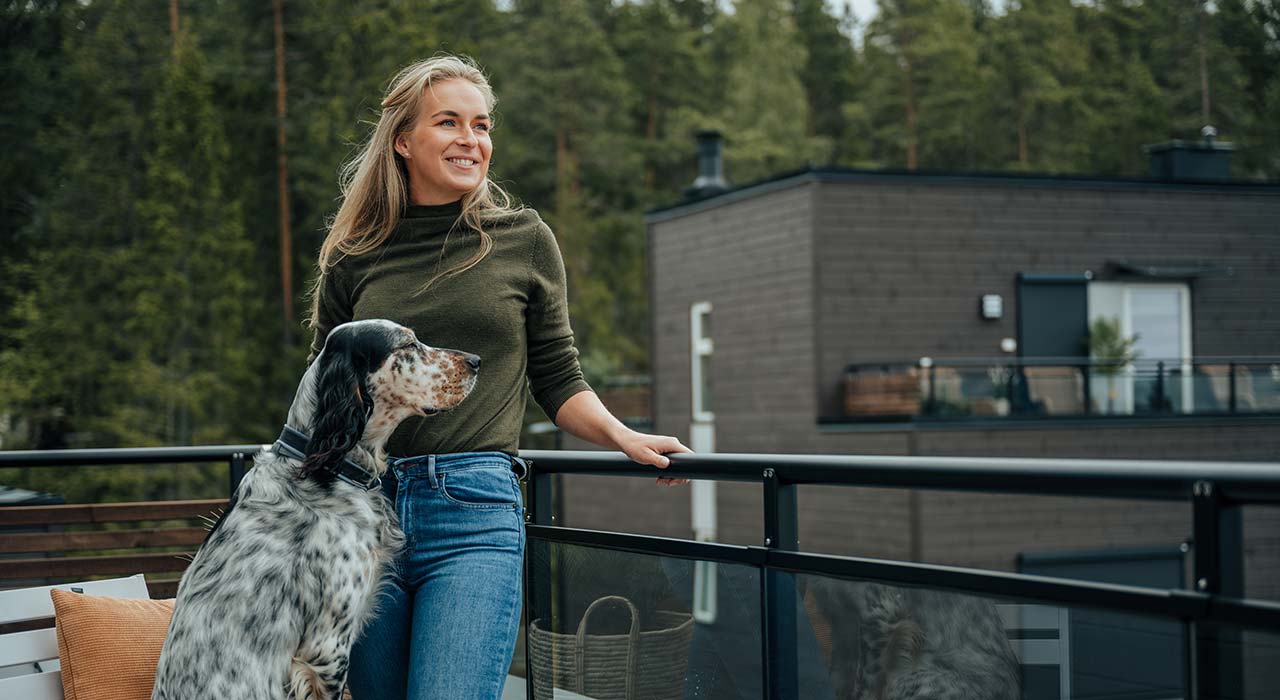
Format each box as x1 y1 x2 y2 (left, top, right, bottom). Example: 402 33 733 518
988 0 1089 171
862 0 987 170
0 0 71 404
791 0 859 165
721 0 822 181
1 0 170 450
1217 0 1280 177
130 25 261 447
612 0 716 198
1126 1 1249 142
1077 1 1167 176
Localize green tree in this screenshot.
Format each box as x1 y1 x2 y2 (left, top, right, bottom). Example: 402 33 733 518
718 0 821 181
792 0 860 165
128 26 262 447
1217 0 1280 177
612 0 716 197
0 5 265 501
0 0 72 414
1 0 170 450
862 0 987 170
988 0 1089 171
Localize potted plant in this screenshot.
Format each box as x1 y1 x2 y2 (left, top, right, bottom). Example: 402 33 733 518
1088 317 1140 414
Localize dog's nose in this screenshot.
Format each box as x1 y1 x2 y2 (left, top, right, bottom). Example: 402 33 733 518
465 354 481 372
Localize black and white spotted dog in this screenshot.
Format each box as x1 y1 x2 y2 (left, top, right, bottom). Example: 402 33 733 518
153 319 479 700
807 578 1021 700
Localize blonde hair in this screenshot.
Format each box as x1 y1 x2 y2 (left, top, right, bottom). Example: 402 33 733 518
309 54 523 326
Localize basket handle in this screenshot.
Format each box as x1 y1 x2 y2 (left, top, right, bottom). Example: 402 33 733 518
574 595 641 700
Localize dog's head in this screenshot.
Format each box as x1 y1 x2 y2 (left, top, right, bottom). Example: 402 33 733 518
289 319 479 480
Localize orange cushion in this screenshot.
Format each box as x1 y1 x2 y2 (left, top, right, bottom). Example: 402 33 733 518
50 589 175 700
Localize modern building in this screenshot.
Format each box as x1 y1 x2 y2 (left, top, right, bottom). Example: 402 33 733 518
551 136 1279 697
560 133 1280 598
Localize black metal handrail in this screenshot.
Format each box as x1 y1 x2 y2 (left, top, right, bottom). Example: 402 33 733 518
521 449 1280 700
0 444 263 496
4 446 1278 698
519 449 1280 502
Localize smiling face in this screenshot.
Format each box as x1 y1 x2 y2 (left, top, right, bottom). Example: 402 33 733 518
394 78 493 205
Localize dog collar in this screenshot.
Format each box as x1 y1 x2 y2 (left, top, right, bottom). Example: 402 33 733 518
274 425 382 491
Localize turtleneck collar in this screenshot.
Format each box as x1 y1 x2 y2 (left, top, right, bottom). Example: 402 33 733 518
405 198 464 221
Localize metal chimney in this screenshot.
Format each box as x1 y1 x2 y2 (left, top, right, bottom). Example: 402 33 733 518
1143 125 1234 181
684 130 729 199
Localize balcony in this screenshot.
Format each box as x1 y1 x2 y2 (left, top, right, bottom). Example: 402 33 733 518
3 447 1280 699
831 357 1280 425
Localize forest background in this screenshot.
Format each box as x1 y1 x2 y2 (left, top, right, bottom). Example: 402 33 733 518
2 0 1278 502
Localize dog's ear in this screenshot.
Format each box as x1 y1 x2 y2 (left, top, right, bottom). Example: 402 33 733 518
300 349 372 484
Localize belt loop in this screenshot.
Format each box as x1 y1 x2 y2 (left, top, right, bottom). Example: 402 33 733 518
511 456 529 481
426 455 439 489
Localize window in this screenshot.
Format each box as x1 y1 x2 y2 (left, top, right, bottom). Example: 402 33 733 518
690 302 714 422
1088 283 1192 413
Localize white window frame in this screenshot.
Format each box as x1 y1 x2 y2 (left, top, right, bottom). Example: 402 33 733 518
690 301 714 422
1088 282 1193 414
689 301 716 624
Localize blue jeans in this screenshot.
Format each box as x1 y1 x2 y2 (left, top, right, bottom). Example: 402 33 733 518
347 452 527 699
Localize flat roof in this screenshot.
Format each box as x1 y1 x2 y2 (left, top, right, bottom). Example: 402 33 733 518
645 166 1280 223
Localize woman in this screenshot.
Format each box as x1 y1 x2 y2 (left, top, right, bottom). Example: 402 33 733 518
307 54 690 699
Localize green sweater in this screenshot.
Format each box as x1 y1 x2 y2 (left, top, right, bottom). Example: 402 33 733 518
309 200 591 457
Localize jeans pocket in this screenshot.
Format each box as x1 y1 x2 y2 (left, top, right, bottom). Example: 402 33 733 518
439 467 519 510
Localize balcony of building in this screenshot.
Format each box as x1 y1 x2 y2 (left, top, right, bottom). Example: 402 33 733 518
827 356 1280 426
2 447 1279 699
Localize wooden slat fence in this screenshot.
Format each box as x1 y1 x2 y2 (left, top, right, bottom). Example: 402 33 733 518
0 499 228 601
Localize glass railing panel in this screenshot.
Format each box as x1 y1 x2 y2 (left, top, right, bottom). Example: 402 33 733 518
797 487 1193 586
1018 367 1089 416
1198 623 1280 700
1087 370 1131 415
525 540 762 700
1131 363 1169 415
839 359 1279 420
935 365 1020 417
1245 506 1280 604
1238 362 1280 413
795 572 1191 700
555 477 763 545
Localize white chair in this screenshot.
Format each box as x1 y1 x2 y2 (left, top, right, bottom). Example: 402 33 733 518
0 574 150 699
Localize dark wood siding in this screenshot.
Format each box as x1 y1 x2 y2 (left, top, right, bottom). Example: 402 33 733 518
813 180 1280 417
650 182 819 452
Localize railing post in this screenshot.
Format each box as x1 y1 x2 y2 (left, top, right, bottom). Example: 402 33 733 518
1081 361 1092 415
927 363 937 415
762 467 798 700
228 452 246 498
1190 480 1244 700
1155 361 1167 413
524 462 552 700
1228 362 1237 413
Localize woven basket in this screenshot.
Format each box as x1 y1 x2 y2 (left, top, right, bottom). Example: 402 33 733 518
529 595 694 700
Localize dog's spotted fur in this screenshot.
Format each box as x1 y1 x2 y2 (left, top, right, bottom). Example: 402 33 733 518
153 319 478 700
808 579 1021 700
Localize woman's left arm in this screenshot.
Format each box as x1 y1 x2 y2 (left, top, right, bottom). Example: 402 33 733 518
554 390 692 485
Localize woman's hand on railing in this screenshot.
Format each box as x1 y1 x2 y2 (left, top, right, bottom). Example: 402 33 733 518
615 431 693 486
